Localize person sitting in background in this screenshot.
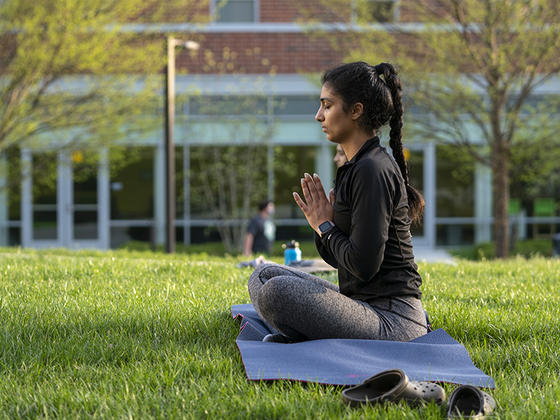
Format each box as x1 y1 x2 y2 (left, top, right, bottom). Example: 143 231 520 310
333 143 347 168
243 200 275 256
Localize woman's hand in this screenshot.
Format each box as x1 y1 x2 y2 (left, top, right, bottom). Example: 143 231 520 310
293 173 334 235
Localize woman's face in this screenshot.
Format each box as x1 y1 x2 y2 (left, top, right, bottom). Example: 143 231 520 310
333 144 347 168
315 84 356 144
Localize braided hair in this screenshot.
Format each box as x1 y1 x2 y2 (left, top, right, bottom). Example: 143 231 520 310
321 61 425 223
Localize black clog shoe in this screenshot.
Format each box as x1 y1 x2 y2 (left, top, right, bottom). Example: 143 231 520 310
342 369 446 407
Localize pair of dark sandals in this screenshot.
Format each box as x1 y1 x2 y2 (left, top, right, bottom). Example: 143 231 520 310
342 369 496 418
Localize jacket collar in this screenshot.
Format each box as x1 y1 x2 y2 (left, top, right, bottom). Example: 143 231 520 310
346 136 380 165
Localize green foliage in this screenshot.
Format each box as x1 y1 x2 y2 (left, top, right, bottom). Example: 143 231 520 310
0 0 204 153
0 248 559 417
300 0 560 258
405 0 560 258
451 239 553 260
435 144 476 218
510 96 560 201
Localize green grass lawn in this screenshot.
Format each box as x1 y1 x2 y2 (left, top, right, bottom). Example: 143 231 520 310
0 248 559 419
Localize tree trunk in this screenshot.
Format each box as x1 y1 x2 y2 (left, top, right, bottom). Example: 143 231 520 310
492 139 510 258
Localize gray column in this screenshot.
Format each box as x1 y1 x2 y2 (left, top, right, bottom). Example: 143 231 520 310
98 148 110 249
154 143 165 245
423 141 436 248
315 143 334 195
0 153 7 246
474 162 492 243
517 209 527 240
21 149 32 247
58 151 72 247
183 144 191 245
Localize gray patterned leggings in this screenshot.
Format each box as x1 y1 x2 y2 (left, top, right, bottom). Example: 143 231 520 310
248 263 428 341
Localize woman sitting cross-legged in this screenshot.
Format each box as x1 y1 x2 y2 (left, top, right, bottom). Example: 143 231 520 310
248 61 428 343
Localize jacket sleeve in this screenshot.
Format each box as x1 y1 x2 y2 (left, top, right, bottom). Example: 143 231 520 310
320 161 394 281
314 232 339 268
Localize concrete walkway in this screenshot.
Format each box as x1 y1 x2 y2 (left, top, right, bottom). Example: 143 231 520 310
413 246 456 264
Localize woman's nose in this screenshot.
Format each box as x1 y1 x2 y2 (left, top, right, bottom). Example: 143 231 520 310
315 107 323 122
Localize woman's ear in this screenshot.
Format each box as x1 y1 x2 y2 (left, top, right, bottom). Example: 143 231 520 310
351 102 364 121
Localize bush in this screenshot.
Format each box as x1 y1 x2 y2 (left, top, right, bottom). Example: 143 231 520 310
451 239 553 260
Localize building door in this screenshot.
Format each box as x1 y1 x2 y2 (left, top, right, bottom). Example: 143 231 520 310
21 149 109 249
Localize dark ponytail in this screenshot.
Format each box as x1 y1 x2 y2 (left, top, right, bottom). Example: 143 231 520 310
374 63 425 224
322 61 425 223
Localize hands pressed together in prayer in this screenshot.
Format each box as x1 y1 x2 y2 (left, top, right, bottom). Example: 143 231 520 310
293 173 335 236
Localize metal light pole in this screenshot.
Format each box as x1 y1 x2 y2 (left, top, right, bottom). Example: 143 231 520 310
164 36 199 253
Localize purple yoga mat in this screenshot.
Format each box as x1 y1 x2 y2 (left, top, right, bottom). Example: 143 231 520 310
231 304 495 388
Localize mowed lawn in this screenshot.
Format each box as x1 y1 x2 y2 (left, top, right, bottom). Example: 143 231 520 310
0 248 559 419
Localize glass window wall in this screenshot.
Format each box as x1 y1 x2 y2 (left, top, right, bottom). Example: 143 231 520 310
273 145 317 220
6 148 21 222
273 145 318 242
110 147 154 220
189 144 268 220
437 224 475 247
4 148 21 245
407 149 424 239
73 152 99 241
436 145 475 218
187 95 267 116
273 95 317 116
435 144 475 246
32 152 58 240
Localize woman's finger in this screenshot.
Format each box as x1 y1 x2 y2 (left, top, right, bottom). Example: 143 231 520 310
305 173 321 202
301 177 313 204
329 188 335 205
312 173 329 203
293 192 308 214
313 173 324 191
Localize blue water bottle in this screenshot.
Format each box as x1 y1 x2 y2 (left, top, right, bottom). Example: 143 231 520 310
283 240 302 266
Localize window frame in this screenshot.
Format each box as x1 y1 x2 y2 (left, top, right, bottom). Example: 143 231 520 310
210 0 259 23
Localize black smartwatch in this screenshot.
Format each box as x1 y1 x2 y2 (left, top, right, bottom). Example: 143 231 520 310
318 220 335 236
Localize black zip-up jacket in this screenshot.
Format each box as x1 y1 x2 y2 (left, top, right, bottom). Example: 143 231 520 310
315 137 422 303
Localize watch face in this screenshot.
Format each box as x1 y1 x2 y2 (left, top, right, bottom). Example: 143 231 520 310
319 221 333 233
